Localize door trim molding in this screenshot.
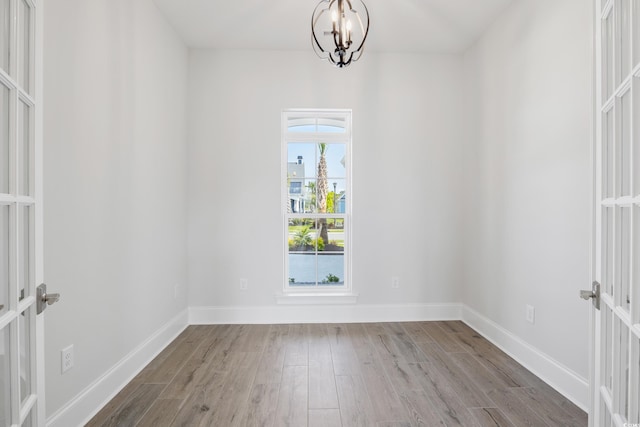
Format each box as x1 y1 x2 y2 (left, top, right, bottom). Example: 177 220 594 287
45 310 189 427
461 304 589 412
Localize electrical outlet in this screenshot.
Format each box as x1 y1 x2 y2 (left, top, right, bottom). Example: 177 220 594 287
391 277 400 289
61 345 74 374
174 284 180 299
526 305 535 324
240 278 248 291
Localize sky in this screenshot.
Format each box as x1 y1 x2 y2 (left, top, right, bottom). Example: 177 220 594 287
287 142 346 181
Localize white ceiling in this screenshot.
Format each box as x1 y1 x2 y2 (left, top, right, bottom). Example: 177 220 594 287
152 0 515 53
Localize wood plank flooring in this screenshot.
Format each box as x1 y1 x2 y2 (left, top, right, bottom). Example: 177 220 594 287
86 322 587 427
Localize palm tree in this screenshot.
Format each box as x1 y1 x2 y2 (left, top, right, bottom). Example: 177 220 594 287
306 181 316 212
317 143 329 244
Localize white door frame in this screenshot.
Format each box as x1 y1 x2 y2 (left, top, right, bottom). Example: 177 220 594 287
592 0 640 426
34 0 44 424
0 0 44 425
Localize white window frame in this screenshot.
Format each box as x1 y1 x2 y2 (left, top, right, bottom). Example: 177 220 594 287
281 109 353 300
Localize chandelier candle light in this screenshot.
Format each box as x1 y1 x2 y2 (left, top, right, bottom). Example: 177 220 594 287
311 0 370 68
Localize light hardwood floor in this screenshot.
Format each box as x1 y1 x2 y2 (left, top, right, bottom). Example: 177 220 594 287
86 322 587 427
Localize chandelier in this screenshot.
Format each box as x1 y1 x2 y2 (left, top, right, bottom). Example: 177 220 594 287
311 0 370 68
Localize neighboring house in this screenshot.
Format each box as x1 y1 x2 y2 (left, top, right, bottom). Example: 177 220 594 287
288 155 306 213
288 155 347 213
336 192 345 214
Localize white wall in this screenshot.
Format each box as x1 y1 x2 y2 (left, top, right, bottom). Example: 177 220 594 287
187 50 467 311
43 0 188 418
462 0 592 383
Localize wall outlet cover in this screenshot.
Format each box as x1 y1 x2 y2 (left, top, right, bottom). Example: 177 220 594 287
526 305 535 324
61 345 74 374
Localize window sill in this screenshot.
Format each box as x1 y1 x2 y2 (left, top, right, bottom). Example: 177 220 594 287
275 292 359 305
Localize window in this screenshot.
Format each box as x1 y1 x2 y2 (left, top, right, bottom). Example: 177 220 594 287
289 181 302 194
282 110 351 293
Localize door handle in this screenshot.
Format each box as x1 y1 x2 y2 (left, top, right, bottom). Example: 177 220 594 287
37 283 61 314
44 293 60 305
580 281 600 310
580 290 596 300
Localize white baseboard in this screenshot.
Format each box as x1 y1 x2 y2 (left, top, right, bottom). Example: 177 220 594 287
189 303 462 324
461 304 589 412
46 310 189 427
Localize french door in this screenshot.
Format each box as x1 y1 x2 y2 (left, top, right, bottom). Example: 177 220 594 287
593 0 640 425
0 0 44 425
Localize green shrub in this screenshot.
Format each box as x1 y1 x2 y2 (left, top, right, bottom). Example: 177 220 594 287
323 273 340 283
293 227 313 247
315 237 325 251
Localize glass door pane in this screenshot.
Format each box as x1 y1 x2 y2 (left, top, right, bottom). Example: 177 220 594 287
603 400 613 426
17 0 30 93
18 205 29 300
616 319 630 422
617 90 631 197
633 338 640 423
604 304 614 392
616 0 631 86
603 207 614 296
635 206 640 323
17 100 29 196
603 8 614 100
0 82 9 194
0 326 10 427
18 308 31 404
633 0 640 68
603 108 615 198
618 207 631 311
608 208 615 296
634 77 640 196
0 205 8 315
0 0 8 74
